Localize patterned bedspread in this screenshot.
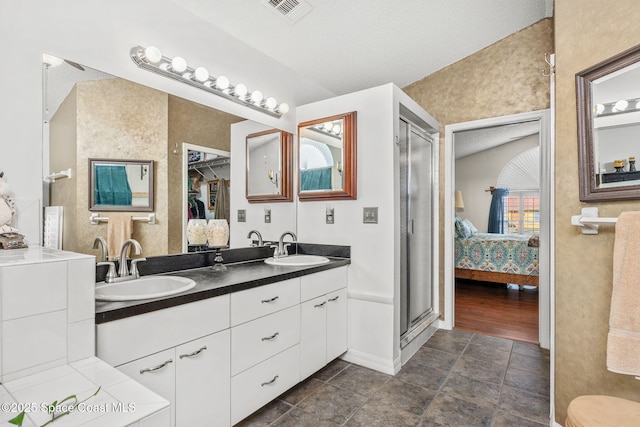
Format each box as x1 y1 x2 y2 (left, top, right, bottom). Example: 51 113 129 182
455 233 539 276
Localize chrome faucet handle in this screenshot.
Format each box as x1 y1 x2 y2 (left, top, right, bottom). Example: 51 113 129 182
269 244 280 258
130 258 147 279
97 261 117 283
282 243 292 256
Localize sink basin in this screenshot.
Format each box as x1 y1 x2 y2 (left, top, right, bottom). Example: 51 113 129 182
264 254 330 267
95 276 196 301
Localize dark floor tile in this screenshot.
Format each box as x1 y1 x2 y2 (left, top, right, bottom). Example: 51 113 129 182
346 401 423 427
512 341 549 359
279 378 325 405
462 344 511 366
422 393 495 427
271 407 341 427
440 373 501 407
235 399 292 427
508 352 550 377
395 360 449 391
297 383 368 425
328 364 391 397
425 331 471 355
491 410 548 427
411 346 460 371
470 334 514 352
499 385 550 424
367 378 437 415
504 367 550 397
313 359 350 382
451 356 507 385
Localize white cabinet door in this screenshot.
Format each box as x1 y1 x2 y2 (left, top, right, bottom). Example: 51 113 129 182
300 295 327 380
176 330 230 427
326 288 348 361
118 348 176 427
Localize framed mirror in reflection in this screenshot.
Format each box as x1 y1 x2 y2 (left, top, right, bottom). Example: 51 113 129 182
298 111 357 201
89 159 154 211
576 43 640 201
246 129 293 202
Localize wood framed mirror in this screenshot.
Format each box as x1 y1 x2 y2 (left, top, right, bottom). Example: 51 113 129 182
89 158 154 211
246 129 293 202
576 43 640 201
298 111 357 201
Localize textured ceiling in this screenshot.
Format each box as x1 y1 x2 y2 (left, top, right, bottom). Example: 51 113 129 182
170 0 553 95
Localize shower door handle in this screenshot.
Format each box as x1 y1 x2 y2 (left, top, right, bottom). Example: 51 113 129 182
409 219 415 234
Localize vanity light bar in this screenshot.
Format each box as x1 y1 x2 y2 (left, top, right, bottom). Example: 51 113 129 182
130 46 289 118
595 97 640 117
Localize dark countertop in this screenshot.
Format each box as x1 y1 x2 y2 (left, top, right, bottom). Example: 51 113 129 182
95 256 350 324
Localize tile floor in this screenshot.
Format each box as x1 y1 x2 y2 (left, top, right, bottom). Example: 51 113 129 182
237 329 550 427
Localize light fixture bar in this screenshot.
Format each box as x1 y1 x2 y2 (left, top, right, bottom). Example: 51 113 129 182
130 46 288 118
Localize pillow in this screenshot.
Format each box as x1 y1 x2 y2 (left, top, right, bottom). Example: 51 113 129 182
455 217 472 239
463 218 478 235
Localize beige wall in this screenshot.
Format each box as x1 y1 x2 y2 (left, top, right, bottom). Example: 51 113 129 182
555 0 640 422
403 18 553 315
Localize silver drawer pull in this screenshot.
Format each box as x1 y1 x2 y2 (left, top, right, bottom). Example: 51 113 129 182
261 332 279 341
261 296 279 303
179 345 207 359
328 296 340 302
261 375 279 387
139 359 173 374
314 301 327 308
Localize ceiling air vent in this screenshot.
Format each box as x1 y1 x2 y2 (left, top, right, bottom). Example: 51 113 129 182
262 0 312 24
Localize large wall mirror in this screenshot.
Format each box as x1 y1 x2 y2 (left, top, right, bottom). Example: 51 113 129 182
88 158 154 212
43 56 296 257
298 111 357 201
246 129 293 202
576 43 640 201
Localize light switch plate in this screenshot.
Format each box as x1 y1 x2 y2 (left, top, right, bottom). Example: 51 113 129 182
363 207 378 224
326 206 334 224
237 209 246 222
264 208 271 223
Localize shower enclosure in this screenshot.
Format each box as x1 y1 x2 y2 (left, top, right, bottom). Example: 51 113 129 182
399 116 435 343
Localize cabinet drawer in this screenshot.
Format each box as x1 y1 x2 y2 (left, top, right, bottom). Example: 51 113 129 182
97 295 229 367
230 278 300 326
231 345 300 425
300 266 348 301
231 305 300 376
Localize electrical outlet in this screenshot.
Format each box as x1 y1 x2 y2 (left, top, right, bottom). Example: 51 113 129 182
363 207 378 224
237 209 246 222
326 205 334 224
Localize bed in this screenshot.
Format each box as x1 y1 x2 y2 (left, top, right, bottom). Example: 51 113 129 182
454 217 539 287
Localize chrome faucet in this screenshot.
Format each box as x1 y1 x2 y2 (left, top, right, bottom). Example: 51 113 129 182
247 230 263 247
117 239 144 278
274 231 297 258
92 237 108 263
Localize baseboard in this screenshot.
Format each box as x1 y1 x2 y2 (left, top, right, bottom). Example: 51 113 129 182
340 349 397 375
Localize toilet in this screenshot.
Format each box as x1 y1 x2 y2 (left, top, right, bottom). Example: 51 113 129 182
565 395 640 427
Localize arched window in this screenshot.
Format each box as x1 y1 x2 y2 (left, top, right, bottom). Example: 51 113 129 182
497 147 540 235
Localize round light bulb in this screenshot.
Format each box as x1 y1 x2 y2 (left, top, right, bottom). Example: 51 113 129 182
215 76 230 90
143 46 162 64
251 90 263 104
171 56 187 73
332 124 342 134
278 103 290 114
614 99 629 112
234 83 247 97
265 97 277 109
595 104 605 115
324 122 334 131
193 66 209 83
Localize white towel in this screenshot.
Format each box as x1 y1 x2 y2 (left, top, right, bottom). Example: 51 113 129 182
107 214 133 261
607 211 640 376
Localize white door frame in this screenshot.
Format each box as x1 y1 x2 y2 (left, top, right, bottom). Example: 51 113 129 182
442 109 552 349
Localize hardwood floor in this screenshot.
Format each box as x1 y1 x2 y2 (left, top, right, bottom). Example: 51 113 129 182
454 278 539 344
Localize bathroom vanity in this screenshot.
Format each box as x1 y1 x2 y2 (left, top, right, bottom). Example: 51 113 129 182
95 251 349 427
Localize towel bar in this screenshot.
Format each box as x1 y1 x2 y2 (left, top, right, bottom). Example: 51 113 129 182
43 168 73 183
90 213 156 225
571 207 616 234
